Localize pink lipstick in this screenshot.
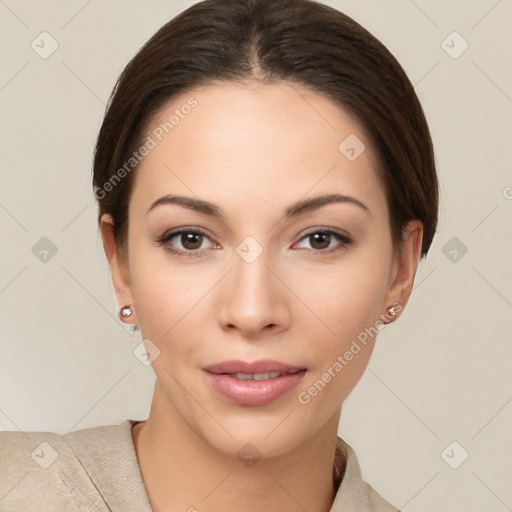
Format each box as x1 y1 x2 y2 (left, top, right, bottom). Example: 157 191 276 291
203 359 307 406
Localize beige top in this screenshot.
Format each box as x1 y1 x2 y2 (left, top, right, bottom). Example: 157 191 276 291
0 419 400 511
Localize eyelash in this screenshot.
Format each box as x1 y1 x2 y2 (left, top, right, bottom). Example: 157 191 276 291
155 226 353 257
155 227 215 258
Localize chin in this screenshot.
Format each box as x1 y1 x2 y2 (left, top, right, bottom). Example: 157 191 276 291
204 425 308 461
194 403 326 461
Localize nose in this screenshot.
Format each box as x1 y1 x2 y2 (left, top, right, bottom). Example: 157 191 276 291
217 246 291 338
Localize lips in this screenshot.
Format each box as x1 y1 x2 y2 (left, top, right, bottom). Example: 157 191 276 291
203 359 307 406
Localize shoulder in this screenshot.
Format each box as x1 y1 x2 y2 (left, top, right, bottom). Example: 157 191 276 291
0 423 129 511
363 481 402 512
331 435 401 512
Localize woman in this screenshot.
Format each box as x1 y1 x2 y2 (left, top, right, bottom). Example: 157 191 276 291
0 0 438 510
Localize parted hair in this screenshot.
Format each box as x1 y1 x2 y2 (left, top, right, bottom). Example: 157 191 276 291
93 0 439 259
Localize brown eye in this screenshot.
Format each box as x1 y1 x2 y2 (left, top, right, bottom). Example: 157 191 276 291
295 229 352 254
156 227 216 256
179 232 203 250
308 232 332 250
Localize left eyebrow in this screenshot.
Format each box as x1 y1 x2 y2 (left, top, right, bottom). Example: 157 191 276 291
146 193 370 218
284 193 370 218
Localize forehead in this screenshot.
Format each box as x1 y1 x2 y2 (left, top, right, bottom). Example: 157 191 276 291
131 80 387 221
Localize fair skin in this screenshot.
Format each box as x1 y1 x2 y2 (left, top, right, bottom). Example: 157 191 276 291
100 80 422 512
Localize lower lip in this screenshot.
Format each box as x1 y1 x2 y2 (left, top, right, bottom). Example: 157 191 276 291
204 370 307 406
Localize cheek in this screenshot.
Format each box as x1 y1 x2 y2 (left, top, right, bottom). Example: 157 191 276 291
300 250 390 344
128 245 209 352
294 248 391 403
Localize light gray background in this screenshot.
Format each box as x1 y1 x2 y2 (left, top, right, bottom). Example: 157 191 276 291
1 1 511 511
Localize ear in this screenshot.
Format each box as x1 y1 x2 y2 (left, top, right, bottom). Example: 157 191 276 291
381 219 423 323
99 214 137 325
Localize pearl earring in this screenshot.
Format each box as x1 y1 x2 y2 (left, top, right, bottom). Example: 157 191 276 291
386 302 401 318
120 305 133 318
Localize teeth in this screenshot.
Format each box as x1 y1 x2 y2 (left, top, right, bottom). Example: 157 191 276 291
231 372 283 380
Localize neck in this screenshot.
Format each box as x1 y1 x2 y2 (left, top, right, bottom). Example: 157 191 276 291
132 382 343 512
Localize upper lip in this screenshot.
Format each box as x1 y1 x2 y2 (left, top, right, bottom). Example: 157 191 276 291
203 359 306 375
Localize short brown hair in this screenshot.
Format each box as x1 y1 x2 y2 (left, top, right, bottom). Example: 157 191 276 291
93 0 439 259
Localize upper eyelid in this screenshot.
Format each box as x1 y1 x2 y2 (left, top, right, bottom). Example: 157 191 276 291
158 226 214 244
299 226 351 239
294 229 352 249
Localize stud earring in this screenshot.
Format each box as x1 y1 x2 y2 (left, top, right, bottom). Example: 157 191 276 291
386 302 401 318
120 305 133 318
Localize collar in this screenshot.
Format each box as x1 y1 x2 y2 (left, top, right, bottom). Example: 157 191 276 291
64 419 374 512
64 420 153 511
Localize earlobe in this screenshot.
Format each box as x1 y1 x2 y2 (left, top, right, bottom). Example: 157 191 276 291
381 220 423 324
99 214 137 324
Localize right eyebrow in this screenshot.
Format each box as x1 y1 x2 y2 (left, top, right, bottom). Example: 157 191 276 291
147 194 223 217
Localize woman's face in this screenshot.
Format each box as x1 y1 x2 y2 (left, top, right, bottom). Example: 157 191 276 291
104 81 420 457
